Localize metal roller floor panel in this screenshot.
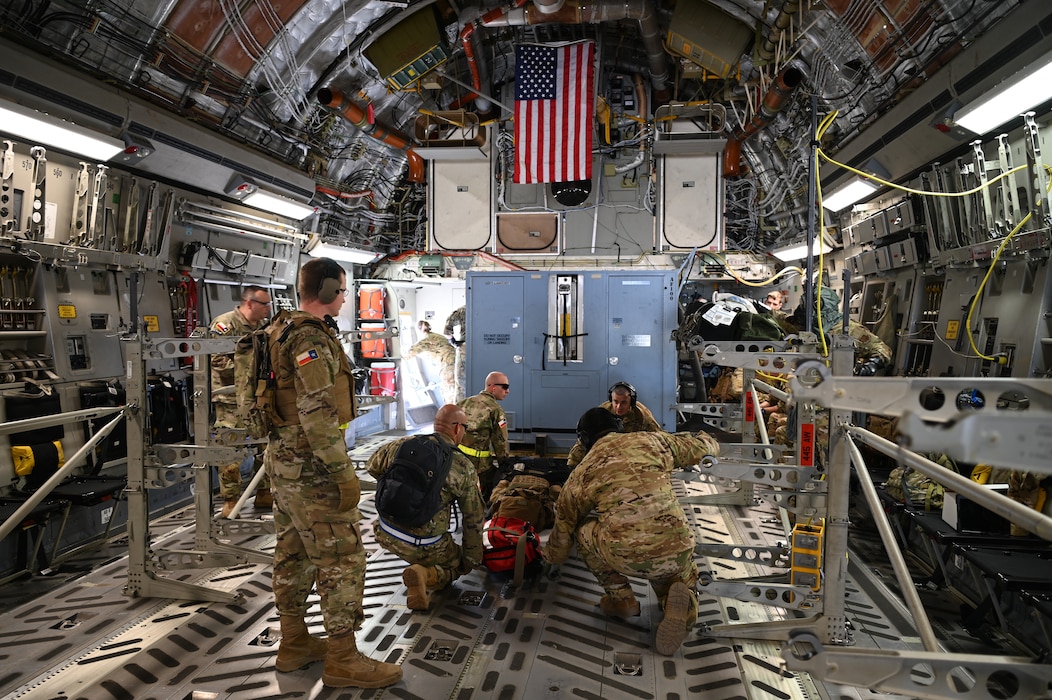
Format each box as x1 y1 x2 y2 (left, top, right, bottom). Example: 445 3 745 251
0 472 1009 699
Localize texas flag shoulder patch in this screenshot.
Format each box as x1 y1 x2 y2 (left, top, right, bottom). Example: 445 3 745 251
213 321 230 335
296 348 320 366
498 416 507 428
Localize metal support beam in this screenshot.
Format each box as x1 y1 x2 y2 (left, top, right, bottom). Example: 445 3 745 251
847 422 1052 541
123 335 245 603
1023 111 1049 227
704 340 854 645
842 432 939 651
996 134 1020 233
897 410 1052 472
785 633 1052 700
972 139 994 237
790 363 1052 420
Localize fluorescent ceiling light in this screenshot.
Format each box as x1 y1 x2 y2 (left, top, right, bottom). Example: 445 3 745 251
243 190 315 220
954 54 1052 135
0 98 124 161
307 241 381 265
772 237 835 262
226 173 315 220
822 177 880 213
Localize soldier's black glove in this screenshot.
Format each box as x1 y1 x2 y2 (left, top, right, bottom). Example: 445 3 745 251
855 358 885 376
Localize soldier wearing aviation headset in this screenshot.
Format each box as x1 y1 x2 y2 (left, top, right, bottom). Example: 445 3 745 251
565 381 662 468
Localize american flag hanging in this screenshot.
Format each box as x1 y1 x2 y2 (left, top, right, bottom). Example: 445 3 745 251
513 41 596 185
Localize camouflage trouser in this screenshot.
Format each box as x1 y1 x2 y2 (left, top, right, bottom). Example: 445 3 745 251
1009 470 1046 536
214 404 270 499
454 346 466 402
439 365 457 405
373 522 467 588
575 517 698 608
271 471 366 636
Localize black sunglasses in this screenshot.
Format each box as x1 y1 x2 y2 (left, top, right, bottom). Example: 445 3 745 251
493 383 510 390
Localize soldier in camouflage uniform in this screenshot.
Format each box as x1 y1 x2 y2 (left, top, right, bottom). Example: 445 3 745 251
791 285 892 373
210 285 272 518
547 408 720 656
266 257 401 689
457 370 510 502
444 306 467 401
847 318 892 374
366 404 485 610
403 320 457 404
566 382 662 467
772 286 894 457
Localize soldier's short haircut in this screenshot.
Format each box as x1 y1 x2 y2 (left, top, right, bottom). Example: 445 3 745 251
240 284 267 302
299 257 345 301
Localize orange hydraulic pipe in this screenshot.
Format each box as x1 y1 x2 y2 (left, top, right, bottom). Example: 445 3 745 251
723 67 803 178
316 185 374 200
317 87 426 184
452 7 509 112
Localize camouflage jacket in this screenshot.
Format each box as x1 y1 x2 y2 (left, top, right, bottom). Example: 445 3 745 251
457 390 508 459
566 400 662 467
266 310 357 486
546 431 721 565
848 319 893 365
209 306 264 405
404 332 455 367
367 432 486 565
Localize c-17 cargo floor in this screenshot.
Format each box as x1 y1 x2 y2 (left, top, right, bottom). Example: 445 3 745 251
0 469 1017 700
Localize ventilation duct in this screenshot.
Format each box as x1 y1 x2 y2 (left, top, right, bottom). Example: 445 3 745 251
317 88 426 184
723 67 804 178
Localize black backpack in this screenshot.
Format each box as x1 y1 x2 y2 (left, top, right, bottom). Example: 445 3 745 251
147 376 190 444
375 435 454 528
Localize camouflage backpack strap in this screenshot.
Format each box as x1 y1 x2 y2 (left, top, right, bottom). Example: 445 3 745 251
268 314 324 427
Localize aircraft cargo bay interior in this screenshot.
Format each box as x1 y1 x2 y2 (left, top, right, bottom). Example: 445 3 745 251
1 0 1052 698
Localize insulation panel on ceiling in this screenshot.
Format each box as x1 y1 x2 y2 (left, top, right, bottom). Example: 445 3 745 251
430 161 491 251
661 153 722 251
165 0 309 77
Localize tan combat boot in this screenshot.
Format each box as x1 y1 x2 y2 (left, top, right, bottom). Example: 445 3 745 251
402 564 441 610
599 593 641 619
322 632 402 688
655 581 697 656
220 498 239 519
275 616 328 672
254 488 273 510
